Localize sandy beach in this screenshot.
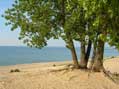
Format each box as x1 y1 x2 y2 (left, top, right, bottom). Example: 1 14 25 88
0 57 119 89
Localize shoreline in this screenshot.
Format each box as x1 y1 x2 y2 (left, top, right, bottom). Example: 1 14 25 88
0 56 119 73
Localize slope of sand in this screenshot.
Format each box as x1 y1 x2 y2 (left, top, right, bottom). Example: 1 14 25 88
0 57 119 89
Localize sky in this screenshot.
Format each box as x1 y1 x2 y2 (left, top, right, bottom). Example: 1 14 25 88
0 0 73 47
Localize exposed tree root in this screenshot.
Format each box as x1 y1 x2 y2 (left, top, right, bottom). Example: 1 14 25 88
102 66 118 84
48 63 119 84
88 65 119 84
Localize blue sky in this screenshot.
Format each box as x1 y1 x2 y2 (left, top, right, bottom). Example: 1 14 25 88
0 0 22 46
0 0 72 47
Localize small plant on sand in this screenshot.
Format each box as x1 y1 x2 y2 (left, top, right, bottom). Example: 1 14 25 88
10 69 14 73
10 69 20 73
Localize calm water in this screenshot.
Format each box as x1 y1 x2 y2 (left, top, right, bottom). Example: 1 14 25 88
0 46 118 66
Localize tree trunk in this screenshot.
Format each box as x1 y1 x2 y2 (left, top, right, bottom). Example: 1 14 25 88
88 43 96 69
92 39 105 72
70 40 79 69
85 40 92 63
79 39 92 69
79 41 87 69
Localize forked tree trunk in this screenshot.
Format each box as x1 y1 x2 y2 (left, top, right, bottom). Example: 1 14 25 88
92 39 105 72
79 40 92 69
70 40 79 69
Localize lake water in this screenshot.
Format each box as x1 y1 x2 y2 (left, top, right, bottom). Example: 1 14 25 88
0 46 118 66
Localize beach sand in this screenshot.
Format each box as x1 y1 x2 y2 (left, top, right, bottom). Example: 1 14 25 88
0 57 119 89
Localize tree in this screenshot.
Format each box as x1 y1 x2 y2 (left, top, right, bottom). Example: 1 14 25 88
60 0 79 68
86 0 119 71
65 0 92 69
3 0 79 68
107 0 119 50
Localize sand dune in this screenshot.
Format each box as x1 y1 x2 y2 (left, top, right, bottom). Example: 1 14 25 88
0 57 119 89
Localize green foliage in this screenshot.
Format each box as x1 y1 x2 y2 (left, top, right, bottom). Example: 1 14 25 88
3 0 119 50
3 0 63 48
